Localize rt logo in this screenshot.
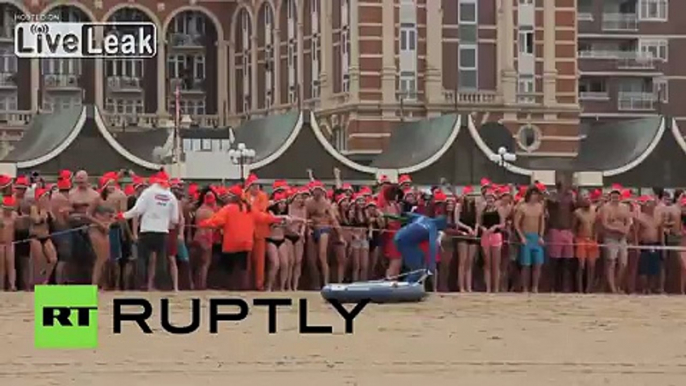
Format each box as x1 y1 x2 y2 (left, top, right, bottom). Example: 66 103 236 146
34 285 98 349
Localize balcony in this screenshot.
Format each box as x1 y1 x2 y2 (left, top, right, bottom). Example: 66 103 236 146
0 72 16 88
43 74 80 90
577 13 594 22
617 92 656 111
617 52 654 69
602 13 638 31
169 78 205 94
579 50 659 73
579 91 610 101
442 90 500 105
168 33 204 49
107 76 143 93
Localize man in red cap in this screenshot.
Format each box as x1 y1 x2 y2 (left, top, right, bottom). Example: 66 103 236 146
599 187 632 293
305 180 340 288
635 195 663 293
50 177 75 284
12 175 32 289
573 191 600 293
0 196 17 291
513 185 545 293
243 173 269 290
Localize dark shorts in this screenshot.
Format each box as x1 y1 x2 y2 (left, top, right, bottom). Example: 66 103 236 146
109 225 123 261
638 244 662 277
137 232 168 263
312 227 331 242
51 230 72 262
220 251 249 271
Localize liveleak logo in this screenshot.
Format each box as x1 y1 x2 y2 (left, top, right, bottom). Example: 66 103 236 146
34 285 369 349
14 22 157 59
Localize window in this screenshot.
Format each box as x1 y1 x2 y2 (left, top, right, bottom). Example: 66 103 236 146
289 85 297 104
516 125 541 152
0 95 17 111
312 34 320 63
459 2 477 22
579 79 607 93
640 39 668 61
106 99 144 114
654 79 668 103
0 49 16 73
41 58 80 75
519 0 534 4
194 55 205 78
43 95 81 112
107 59 143 78
640 0 668 21
519 30 534 54
399 71 416 98
169 99 206 115
458 47 477 89
332 126 347 151
182 139 193 152
400 24 416 51
312 79 320 99
517 76 535 103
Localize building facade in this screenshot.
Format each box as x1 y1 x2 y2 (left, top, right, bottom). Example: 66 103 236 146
1 0 586 161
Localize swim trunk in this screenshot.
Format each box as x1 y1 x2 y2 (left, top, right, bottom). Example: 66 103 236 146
519 232 544 267
167 228 179 257
312 227 331 242
665 233 681 247
384 231 402 260
547 229 574 259
576 237 600 261
604 236 628 266
176 239 190 262
109 225 123 261
480 231 503 249
638 243 662 277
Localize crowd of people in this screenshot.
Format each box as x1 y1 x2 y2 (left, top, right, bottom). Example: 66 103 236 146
0 168 684 295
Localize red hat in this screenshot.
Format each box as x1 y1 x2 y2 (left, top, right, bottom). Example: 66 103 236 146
327 189 334 200
353 192 366 202
99 172 117 188
228 184 243 197
123 184 135 196
498 186 511 197
610 183 622 194
359 186 372 196
335 193 348 205
462 186 474 195
59 169 73 181
480 178 491 187
309 180 326 193
271 192 287 204
245 173 259 188
398 174 412 185
272 180 288 192
170 178 183 188
621 189 632 200
297 186 311 196
57 178 72 191
341 183 354 192
132 175 147 189
483 188 497 198
534 182 546 192
14 175 28 188
378 175 390 185
0 174 12 189
365 197 378 207
589 189 602 201
203 191 217 205
433 190 447 203
34 187 49 200
2 196 15 208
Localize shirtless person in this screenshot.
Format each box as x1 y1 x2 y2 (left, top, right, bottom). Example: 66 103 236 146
656 192 680 292
600 188 632 293
573 192 599 293
305 182 340 288
100 174 128 288
13 175 32 289
68 171 102 284
547 182 576 292
192 190 217 290
287 188 308 290
0 196 17 290
636 197 664 293
514 186 545 293
51 177 73 284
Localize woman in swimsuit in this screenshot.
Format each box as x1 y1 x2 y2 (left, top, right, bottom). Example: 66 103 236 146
477 189 506 293
456 191 479 292
29 188 57 287
192 189 217 290
287 188 309 290
366 199 385 279
348 194 370 281
438 194 458 292
331 193 351 283
266 192 290 291
89 203 114 289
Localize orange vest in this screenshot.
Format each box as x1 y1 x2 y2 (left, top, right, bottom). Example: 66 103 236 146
245 191 270 238
200 203 277 253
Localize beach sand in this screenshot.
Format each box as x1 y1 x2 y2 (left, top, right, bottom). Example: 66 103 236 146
1 292 686 386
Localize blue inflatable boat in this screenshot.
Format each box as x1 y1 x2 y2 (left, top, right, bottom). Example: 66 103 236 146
321 280 427 304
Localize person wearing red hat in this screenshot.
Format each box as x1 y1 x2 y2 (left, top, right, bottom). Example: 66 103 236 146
28 188 58 287
634 195 663 294
305 180 340 288
573 191 600 293
514 185 546 293
546 181 577 293
0 196 17 291
200 186 286 291
286 187 309 290
655 191 682 292
398 174 412 189
0 174 12 196
476 188 506 293
190 188 219 290
266 192 297 291
598 187 632 293
243 173 270 291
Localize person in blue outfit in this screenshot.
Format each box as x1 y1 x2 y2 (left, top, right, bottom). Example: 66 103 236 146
393 213 448 283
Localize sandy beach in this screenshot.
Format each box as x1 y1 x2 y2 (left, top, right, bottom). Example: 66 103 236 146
2 292 686 386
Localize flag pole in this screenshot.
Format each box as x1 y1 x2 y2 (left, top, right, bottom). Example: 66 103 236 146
174 83 182 178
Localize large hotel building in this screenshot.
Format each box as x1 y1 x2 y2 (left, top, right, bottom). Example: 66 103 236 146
0 0 681 163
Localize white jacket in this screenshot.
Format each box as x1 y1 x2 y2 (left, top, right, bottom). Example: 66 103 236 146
122 184 179 233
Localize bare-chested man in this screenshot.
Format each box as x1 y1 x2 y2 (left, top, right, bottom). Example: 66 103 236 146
305 182 340 288
51 178 73 284
13 175 32 290
514 186 546 293
100 175 128 288
0 196 17 290
573 192 599 293
656 192 680 291
636 197 664 294
547 182 576 292
600 189 632 293
68 171 103 285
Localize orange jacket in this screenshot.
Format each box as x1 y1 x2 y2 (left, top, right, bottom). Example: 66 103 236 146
245 190 271 238
200 203 279 253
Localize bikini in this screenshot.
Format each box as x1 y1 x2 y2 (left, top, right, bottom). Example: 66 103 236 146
33 211 55 245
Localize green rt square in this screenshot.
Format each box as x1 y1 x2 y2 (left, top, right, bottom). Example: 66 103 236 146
34 285 98 349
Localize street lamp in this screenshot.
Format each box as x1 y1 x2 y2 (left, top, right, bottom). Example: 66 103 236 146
228 142 256 183
489 146 517 167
